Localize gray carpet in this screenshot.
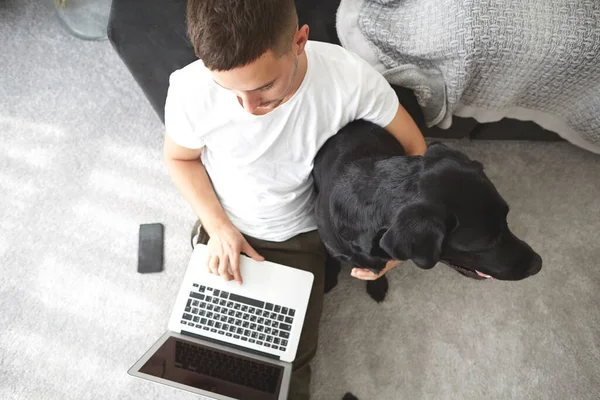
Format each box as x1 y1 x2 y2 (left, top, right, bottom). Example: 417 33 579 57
1 1 599 399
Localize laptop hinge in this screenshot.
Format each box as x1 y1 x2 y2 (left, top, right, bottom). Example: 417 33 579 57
181 330 281 361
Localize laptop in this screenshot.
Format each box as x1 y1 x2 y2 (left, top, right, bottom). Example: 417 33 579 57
128 243 315 400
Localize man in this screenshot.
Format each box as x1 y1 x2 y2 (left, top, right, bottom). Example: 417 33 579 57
163 0 427 398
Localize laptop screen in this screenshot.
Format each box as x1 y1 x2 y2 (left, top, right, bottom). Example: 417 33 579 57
138 336 284 399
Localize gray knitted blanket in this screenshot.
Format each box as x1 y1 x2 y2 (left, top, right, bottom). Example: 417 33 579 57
337 0 600 153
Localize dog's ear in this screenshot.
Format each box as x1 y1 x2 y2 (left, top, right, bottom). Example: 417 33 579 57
426 142 483 171
378 203 447 269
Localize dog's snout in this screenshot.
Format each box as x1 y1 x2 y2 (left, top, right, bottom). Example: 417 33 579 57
527 253 542 276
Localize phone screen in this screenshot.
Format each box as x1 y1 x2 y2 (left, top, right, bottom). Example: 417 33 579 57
138 223 164 273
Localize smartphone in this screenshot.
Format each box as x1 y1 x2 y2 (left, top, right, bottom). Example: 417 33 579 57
138 223 164 273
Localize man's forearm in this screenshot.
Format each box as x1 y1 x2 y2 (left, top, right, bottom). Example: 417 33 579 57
165 158 232 235
384 104 427 156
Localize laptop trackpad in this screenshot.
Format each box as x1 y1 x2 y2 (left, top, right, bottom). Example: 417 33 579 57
139 335 284 399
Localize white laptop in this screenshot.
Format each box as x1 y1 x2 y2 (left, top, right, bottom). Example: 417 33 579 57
128 243 315 400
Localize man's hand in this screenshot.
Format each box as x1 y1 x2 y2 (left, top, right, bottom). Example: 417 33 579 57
384 105 427 156
351 260 402 280
206 222 264 284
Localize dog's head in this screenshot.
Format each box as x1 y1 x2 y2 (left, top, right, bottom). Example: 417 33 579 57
377 142 542 281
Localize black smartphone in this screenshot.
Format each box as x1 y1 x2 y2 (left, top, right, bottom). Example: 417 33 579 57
138 223 164 273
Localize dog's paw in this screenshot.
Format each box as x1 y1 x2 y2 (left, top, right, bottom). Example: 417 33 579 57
366 275 389 303
342 392 359 400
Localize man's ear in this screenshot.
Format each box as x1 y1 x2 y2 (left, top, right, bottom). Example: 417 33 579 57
378 203 447 270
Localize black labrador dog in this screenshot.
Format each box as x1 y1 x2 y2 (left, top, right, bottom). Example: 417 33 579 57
313 120 542 302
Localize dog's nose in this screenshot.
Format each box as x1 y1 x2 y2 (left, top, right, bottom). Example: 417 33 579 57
527 253 542 276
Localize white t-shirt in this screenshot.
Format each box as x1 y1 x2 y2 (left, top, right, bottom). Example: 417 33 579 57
165 41 399 241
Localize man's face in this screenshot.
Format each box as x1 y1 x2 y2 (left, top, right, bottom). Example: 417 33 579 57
211 50 298 115
210 25 309 115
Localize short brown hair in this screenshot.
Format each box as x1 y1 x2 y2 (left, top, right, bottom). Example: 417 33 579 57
186 0 298 71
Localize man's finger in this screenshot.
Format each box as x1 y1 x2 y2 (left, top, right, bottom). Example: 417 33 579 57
218 254 233 281
209 255 219 275
230 251 242 284
242 242 264 261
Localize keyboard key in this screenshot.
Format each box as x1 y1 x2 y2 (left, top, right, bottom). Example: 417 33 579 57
199 310 206 317
182 313 192 321
270 312 277 319
265 303 274 311
249 339 256 343
264 343 271 348
242 313 250 320
271 322 278 329
190 292 205 301
227 301 234 308
236 327 244 335
241 305 248 312
265 327 272 335
206 304 213 311
192 300 199 307
289 309 295 317
192 283 199 287
281 340 288 346
255 310 263 317
279 323 291 332
229 326 236 332
251 332 258 338
274 305 281 313
235 312 242 318
218 330 225 335
244 329 251 337
234 319 242 326
219 300 226 306
226 333 232 337
200 318 207 324
242 337 248 341
250 323 257 330
259 334 266 341
214 306 221 313
266 335 273 343
279 331 289 339
272 329 279 337
206 312 213 319
220 315 228 322
222 323 229 330
250 315 257 322
193 316 200 323
206 296 212 302
234 334 240 339
282 307 288 314
213 289 221 297
215 322 222 329
212 298 219 304
257 341 264 346
277 314 285 322
279 346 286 351
208 320 215 327
228 309 235 316
257 326 264 332
210 328 217 333
200 303 207 309
248 307 255 314
259 318 266 325
191 308 199 314
220 291 229 298
285 316 294 324
202 326 209 331
195 324 202 329
229 293 265 309
242 321 249 328
199 285 205 292
273 338 280 345
228 317 235 324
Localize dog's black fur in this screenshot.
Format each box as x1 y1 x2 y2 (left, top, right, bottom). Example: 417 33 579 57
313 120 542 302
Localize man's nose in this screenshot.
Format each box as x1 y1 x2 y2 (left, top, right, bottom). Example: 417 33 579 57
239 94 261 113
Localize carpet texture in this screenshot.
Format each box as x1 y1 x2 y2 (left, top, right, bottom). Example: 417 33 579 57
1 1 599 399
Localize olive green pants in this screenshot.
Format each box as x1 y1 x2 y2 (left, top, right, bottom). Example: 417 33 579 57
191 221 327 400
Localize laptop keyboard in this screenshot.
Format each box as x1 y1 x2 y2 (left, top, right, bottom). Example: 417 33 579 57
181 284 295 352
175 340 281 394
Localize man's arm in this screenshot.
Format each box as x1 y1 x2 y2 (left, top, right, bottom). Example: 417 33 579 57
164 134 263 284
384 104 427 156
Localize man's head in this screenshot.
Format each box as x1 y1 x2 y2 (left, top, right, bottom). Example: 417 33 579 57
187 0 309 114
